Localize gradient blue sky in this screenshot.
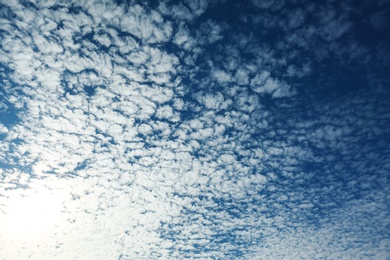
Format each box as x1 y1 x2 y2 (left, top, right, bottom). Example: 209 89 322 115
0 0 389 259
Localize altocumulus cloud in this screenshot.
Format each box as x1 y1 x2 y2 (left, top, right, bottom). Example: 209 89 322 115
0 0 389 259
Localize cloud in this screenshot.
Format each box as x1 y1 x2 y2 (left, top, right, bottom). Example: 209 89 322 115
250 71 292 98
0 124 8 134
0 0 389 259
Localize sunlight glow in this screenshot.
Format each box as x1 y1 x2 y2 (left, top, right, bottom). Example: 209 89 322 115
2 186 65 235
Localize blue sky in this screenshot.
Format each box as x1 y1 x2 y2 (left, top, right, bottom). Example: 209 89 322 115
0 0 389 259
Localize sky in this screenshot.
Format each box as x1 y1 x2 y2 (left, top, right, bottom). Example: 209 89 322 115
0 0 389 259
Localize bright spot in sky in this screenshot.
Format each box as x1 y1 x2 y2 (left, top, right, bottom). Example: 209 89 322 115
1 186 64 235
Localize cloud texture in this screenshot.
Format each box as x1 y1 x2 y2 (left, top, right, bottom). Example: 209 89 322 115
0 0 389 259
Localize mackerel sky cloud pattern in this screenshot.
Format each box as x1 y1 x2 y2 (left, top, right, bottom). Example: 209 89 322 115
0 0 389 259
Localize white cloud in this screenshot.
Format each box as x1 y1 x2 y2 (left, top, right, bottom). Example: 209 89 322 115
0 0 388 259
250 71 293 98
173 22 195 50
212 69 231 84
0 123 8 134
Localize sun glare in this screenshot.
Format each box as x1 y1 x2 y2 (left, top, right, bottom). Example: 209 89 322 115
2 187 64 235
